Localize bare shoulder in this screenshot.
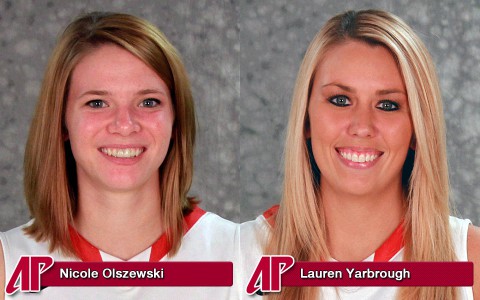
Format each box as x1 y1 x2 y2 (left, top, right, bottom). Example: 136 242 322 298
467 225 480 299
1 239 5 300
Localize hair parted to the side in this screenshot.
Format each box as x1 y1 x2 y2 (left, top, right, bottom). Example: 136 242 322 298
24 12 196 257
267 10 456 299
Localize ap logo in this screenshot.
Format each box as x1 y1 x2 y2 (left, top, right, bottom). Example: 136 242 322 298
5 256 54 295
246 255 294 295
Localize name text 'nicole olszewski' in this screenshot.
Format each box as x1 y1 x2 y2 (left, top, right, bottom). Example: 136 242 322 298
60 268 165 279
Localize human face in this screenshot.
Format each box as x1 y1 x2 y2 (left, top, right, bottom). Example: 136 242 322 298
65 44 174 193
308 40 412 198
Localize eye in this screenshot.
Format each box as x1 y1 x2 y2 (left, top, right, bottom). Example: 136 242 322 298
139 98 161 108
376 100 399 111
328 95 350 107
86 99 107 108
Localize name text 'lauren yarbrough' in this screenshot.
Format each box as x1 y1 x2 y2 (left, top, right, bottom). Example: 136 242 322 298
300 268 410 281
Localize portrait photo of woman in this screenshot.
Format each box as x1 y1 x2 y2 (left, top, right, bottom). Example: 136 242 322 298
241 9 480 300
0 11 239 299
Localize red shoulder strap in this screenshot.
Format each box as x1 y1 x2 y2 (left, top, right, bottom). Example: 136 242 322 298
262 205 279 228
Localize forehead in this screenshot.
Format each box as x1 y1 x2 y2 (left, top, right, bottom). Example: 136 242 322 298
69 43 170 96
314 40 405 90
72 44 149 77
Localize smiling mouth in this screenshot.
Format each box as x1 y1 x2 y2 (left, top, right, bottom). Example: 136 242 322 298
100 147 145 158
336 148 383 163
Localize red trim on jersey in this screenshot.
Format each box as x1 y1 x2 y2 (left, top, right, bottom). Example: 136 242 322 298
69 206 207 262
262 204 279 228
149 206 206 262
69 225 103 262
373 220 404 262
261 205 404 262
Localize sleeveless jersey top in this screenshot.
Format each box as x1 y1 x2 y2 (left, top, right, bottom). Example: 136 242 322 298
1 207 241 300
240 205 473 300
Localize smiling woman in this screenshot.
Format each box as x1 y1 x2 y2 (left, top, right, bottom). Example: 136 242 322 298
0 12 238 299
65 44 174 197
308 41 412 202
241 9 480 300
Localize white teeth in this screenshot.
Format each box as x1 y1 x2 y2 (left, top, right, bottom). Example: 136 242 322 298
101 148 144 158
340 151 379 163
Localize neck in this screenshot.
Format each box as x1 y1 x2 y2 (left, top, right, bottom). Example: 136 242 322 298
73 180 163 260
321 181 405 261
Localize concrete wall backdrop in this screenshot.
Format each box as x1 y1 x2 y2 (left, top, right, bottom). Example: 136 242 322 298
1 0 479 231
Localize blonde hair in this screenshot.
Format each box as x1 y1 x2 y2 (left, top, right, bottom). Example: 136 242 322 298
24 12 196 256
267 10 456 299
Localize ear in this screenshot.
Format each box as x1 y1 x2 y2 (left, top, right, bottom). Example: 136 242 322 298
305 128 311 138
306 138 320 186
410 135 416 150
305 115 311 138
62 125 69 141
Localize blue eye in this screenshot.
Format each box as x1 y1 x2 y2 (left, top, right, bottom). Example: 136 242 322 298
328 95 350 107
87 99 107 108
376 100 399 111
140 98 160 107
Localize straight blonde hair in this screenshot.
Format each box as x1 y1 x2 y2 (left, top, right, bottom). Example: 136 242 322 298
24 12 196 257
267 10 456 299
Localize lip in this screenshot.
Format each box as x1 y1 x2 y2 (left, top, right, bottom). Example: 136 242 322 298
335 147 383 169
98 145 146 165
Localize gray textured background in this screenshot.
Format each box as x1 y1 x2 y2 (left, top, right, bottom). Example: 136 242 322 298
1 0 479 231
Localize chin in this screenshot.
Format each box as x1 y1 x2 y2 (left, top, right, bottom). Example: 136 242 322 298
100 175 147 191
332 181 377 197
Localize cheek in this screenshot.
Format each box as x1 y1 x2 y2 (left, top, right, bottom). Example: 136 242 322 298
309 107 345 143
148 115 173 135
66 112 104 143
140 113 174 152
151 110 174 137
382 116 413 151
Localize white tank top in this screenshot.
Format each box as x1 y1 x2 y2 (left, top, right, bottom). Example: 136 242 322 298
1 208 241 300
240 207 473 300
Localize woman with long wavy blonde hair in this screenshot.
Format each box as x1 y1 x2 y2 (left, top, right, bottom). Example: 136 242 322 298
0 12 238 299
241 9 479 300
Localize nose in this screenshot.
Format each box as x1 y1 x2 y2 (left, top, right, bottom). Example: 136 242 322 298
347 106 377 138
107 106 140 136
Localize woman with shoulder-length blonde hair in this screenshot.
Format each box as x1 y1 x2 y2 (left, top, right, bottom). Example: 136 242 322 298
241 9 480 300
0 12 238 299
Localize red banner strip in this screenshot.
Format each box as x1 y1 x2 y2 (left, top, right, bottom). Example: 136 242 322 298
41 262 232 287
282 262 473 286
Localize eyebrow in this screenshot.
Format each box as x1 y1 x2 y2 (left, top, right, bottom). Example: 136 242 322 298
78 88 168 99
322 83 406 96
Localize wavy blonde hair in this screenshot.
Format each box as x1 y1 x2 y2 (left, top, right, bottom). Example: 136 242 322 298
24 12 196 257
267 10 456 299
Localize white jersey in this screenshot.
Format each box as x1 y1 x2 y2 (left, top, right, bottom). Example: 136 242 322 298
1 207 241 300
240 206 474 300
